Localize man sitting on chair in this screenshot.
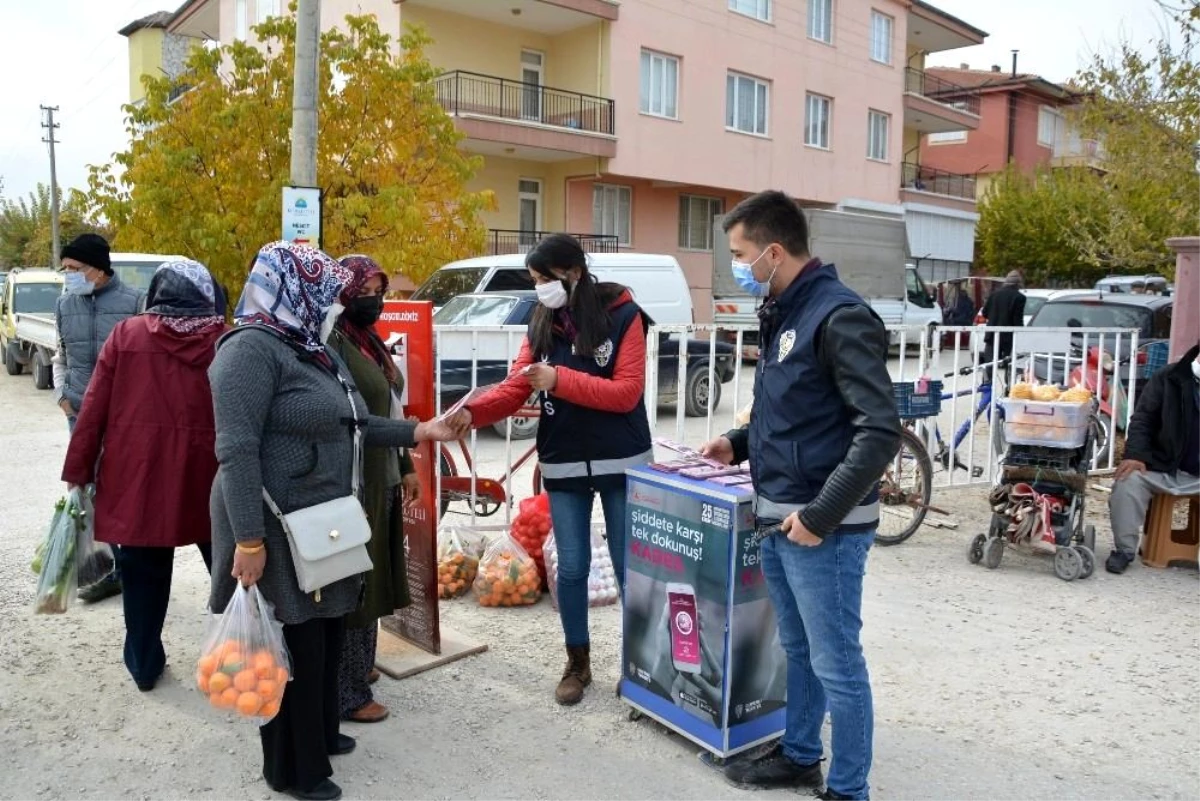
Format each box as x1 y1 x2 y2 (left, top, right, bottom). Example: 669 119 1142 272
1106 343 1200 574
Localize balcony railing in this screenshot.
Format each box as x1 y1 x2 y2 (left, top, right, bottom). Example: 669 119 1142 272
483 230 620 256
901 162 977 200
435 71 615 136
904 68 981 116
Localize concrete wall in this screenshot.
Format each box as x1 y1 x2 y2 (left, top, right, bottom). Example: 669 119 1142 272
127 28 165 104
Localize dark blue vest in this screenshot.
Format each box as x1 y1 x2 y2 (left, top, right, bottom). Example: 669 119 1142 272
749 262 880 514
535 299 653 491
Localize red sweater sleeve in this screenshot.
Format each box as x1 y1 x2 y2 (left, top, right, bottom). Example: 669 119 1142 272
554 319 647 413
465 338 536 429
61 326 121 486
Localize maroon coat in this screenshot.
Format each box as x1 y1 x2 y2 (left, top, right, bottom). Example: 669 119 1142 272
62 315 226 548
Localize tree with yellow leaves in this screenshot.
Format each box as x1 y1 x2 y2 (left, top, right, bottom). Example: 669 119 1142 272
81 13 493 293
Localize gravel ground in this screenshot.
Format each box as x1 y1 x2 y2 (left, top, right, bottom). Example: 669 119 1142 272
1 363 1198 801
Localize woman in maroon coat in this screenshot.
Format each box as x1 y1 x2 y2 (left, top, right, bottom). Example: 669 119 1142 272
62 259 228 691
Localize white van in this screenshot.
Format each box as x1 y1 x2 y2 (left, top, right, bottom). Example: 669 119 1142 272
411 253 694 325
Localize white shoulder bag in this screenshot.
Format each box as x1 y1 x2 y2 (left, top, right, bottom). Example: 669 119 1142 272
261 369 373 599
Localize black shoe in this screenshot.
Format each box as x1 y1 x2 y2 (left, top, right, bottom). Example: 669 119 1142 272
815 789 858 800
270 779 342 801
725 742 823 789
1105 550 1134 574
79 573 122 604
330 733 355 756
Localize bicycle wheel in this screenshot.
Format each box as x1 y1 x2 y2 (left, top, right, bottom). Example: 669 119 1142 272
438 448 456 519
876 427 933 546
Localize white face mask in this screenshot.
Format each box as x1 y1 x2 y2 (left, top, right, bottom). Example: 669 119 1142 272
320 302 344 344
535 280 569 310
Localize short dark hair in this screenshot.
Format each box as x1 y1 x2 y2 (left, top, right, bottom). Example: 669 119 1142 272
722 190 809 257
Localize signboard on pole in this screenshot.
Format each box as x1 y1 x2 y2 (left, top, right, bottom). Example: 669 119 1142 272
376 300 440 654
281 186 322 247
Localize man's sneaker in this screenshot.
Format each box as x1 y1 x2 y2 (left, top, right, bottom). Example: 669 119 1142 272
79 573 122 604
725 742 823 789
1105 550 1134 575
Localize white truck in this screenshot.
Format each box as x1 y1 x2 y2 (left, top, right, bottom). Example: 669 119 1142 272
711 208 941 355
1 268 64 389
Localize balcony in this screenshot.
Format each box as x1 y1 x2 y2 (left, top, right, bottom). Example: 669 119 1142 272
436 71 617 162
482 230 619 256
903 68 981 133
900 162 978 208
1052 137 1107 172
403 0 618 31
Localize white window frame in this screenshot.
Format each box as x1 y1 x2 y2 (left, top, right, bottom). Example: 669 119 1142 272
726 72 770 137
808 0 833 44
518 178 543 246
593 184 632 247
678 195 724 251
1037 105 1062 147
257 0 280 23
234 0 248 39
728 0 771 23
805 93 831 149
867 109 890 162
869 11 893 65
927 130 967 145
639 49 680 119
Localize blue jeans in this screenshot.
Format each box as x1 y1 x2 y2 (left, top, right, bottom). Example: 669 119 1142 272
547 486 626 647
759 529 875 801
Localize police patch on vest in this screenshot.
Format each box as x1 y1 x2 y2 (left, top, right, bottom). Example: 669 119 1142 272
594 338 614 367
778 329 796 361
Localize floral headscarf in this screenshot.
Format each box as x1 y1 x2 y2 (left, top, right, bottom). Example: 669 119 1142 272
234 241 351 355
145 259 226 334
336 254 397 381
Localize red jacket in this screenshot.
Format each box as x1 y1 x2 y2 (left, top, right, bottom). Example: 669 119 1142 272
61 316 226 548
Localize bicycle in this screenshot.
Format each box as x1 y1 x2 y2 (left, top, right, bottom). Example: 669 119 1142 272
437 401 544 518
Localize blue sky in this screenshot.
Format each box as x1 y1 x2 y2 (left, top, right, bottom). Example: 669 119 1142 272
0 0 1175 205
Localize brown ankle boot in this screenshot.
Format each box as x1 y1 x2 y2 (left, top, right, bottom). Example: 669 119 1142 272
554 644 592 705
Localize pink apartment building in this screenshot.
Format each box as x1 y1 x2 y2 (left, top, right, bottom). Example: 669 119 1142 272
129 0 988 316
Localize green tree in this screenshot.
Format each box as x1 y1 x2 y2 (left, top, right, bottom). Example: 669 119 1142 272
82 12 493 294
0 184 113 268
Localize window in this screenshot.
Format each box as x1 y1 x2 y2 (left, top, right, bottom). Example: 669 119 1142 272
729 0 771 22
593 184 632 246
235 0 248 39
257 0 280 23
805 93 831 148
869 11 893 64
927 130 967 144
679 195 724 251
808 0 833 43
1038 105 1063 147
726 72 769 136
639 50 679 119
518 178 542 246
867 110 890 161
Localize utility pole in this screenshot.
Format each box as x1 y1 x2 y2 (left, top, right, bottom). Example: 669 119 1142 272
41 105 62 267
290 0 320 187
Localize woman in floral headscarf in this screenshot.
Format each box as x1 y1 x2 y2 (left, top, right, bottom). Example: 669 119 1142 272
62 259 228 692
208 242 462 801
327 255 419 724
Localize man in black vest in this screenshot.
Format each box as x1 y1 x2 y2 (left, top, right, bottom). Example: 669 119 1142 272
701 191 900 801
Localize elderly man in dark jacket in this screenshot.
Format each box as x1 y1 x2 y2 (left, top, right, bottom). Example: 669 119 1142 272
980 270 1026 364
1106 344 1200 574
701 191 901 801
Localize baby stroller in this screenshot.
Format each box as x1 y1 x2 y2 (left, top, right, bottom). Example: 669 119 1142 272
967 400 1100 581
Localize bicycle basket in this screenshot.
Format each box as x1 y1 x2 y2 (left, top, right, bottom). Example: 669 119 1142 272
892 380 943 419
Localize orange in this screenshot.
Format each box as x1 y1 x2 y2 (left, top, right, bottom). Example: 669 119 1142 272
209 690 225 708
236 691 263 716
197 655 218 676
208 671 232 694
196 672 210 694
275 667 290 685
218 687 240 709
257 679 279 700
216 639 240 659
221 651 243 669
252 651 275 673
233 669 258 693
259 699 281 719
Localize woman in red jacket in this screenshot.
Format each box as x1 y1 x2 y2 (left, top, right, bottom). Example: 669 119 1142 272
448 234 653 705
62 259 228 692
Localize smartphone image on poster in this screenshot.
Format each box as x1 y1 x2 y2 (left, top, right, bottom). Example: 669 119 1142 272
666 582 701 675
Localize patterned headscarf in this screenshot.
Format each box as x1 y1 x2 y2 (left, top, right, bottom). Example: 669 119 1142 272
145 259 227 335
234 241 351 355
336 254 397 381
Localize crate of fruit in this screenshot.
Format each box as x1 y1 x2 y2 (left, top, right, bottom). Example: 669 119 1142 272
998 397 1093 449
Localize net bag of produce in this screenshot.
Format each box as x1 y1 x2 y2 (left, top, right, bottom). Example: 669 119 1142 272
196 584 292 724
510 493 552 587
473 531 542 607
437 526 487 600
543 527 620 611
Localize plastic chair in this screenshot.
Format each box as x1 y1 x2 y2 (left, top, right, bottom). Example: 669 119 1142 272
1141 494 1200 569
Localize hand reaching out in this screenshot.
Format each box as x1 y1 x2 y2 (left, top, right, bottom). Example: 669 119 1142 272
699 436 734 466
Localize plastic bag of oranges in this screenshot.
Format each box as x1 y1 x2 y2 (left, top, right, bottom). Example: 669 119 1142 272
437 526 487 600
196 584 291 723
473 531 542 608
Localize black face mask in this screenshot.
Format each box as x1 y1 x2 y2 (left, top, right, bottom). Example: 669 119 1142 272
343 295 384 327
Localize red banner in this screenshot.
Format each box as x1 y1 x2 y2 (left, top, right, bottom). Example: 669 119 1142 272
376 300 440 655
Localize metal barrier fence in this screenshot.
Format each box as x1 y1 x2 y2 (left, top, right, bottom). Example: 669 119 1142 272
431 322 1146 523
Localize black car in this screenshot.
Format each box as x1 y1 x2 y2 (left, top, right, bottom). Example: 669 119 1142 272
434 292 739 438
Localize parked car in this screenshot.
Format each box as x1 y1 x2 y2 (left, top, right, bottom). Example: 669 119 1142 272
0 268 64 386
1094 274 1170 295
433 292 738 438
